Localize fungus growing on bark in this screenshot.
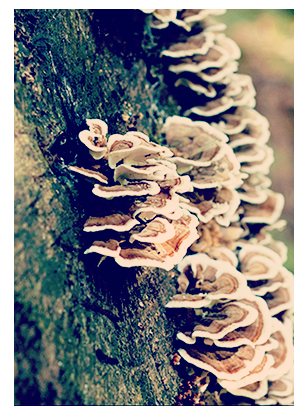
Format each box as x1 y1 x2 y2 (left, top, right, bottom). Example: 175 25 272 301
70 119 202 271
166 254 249 309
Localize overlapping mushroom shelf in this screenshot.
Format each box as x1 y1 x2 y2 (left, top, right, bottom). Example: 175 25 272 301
166 245 294 404
161 116 246 229
137 8 294 406
68 119 204 271
151 9 283 236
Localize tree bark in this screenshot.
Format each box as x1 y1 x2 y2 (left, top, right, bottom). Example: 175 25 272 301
14 9 185 405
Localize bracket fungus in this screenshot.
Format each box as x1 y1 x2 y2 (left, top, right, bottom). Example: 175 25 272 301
62 8 294 407
69 119 202 271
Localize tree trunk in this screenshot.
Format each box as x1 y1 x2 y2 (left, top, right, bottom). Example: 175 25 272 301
14 9 186 405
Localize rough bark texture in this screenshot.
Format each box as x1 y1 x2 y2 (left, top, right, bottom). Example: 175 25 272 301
14 9 188 406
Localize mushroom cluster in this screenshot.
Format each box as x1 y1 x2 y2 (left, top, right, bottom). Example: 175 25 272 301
65 9 293 407
167 246 294 404
68 120 202 271
139 8 294 405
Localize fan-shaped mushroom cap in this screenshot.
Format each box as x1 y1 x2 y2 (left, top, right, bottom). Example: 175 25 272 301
242 190 285 225
78 130 108 160
142 9 226 32
115 209 199 270
178 339 266 381
218 353 275 390
166 254 249 308
179 186 239 226
161 32 215 58
113 159 178 182
84 239 121 258
206 246 238 267
68 165 108 184
92 180 161 199
266 318 294 381
84 214 139 233
189 146 243 189
223 378 268 400
129 217 175 244
211 107 270 137
184 74 255 117
263 281 294 316
198 60 239 84
240 145 274 175
214 296 273 348
174 77 218 98
237 173 271 204
85 209 199 271
190 219 246 254
107 132 173 169
268 378 294 398
168 43 238 75
247 266 293 297
185 300 258 341
162 116 229 166
86 118 108 137
239 244 282 281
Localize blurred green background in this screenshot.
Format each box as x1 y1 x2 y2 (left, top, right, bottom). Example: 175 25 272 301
220 10 294 272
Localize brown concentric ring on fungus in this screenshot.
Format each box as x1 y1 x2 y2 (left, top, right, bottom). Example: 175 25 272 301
186 300 258 340
161 32 216 58
84 209 199 271
178 339 266 381
115 209 199 270
263 283 294 316
268 378 294 398
166 253 249 308
174 77 218 98
92 180 161 199
214 296 273 348
84 214 140 233
230 143 271 165
222 378 268 400
211 106 270 137
239 244 282 281
107 132 173 169
206 246 238 267
178 186 239 225
162 116 229 167
190 219 246 254
129 217 176 244
188 147 244 189
218 353 275 390
197 60 239 84
241 190 285 225
168 44 238 75
247 266 293 297
266 318 294 381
